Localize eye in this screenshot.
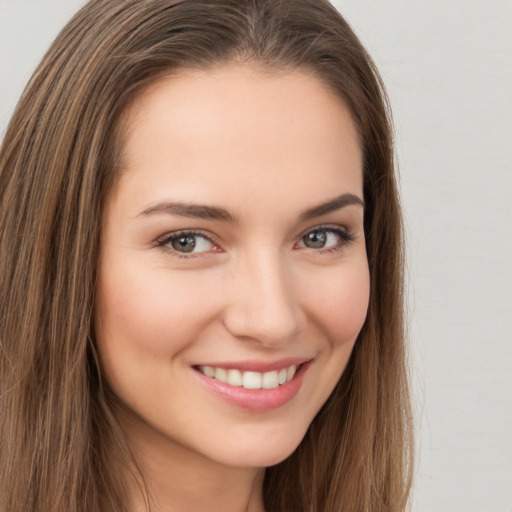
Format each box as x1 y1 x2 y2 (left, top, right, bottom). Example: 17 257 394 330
298 227 353 251
157 231 217 255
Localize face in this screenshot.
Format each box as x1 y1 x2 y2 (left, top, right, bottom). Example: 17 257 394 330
95 65 369 470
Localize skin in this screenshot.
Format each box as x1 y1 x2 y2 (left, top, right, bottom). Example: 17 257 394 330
95 64 370 512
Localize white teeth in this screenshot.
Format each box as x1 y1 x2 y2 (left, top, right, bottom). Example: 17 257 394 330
243 371 262 389
202 365 216 378
198 364 300 389
226 369 243 387
215 367 227 383
262 370 279 389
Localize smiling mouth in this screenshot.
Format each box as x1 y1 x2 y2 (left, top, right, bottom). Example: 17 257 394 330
195 364 300 390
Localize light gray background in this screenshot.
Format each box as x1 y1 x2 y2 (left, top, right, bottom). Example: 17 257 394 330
1 1 511 511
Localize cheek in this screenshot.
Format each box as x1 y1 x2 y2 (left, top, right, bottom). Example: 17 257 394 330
299 260 369 414
94 259 220 373
304 260 370 344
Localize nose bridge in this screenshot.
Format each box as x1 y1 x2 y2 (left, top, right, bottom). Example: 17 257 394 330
223 245 301 345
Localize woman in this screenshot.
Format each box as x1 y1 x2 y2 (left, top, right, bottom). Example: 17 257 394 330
0 0 413 511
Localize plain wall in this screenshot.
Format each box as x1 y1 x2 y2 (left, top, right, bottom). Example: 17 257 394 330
1 1 511 511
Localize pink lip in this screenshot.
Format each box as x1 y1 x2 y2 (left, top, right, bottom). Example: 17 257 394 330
192 360 312 412
192 356 311 373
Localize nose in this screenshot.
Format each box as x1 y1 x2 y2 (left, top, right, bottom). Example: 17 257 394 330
222 249 303 347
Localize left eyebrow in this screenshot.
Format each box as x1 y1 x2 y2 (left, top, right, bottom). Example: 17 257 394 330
299 193 364 221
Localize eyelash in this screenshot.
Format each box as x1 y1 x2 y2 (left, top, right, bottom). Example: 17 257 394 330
298 225 356 253
155 225 355 258
155 230 220 259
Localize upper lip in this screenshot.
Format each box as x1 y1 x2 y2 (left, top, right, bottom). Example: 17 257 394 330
193 356 312 373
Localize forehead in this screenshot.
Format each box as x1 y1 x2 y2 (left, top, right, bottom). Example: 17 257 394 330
113 64 363 218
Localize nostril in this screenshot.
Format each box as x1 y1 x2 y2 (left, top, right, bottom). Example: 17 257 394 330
222 303 301 345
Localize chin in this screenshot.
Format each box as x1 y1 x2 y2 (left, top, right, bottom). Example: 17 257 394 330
208 424 309 469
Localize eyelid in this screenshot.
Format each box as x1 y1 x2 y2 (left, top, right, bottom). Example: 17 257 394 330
153 223 355 259
297 223 350 239
295 224 355 251
155 229 223 257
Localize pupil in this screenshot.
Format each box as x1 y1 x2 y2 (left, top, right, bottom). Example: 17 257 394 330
305 231 326 248
172 236 196 253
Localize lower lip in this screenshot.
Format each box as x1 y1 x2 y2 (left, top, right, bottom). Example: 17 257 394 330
193 362 311 412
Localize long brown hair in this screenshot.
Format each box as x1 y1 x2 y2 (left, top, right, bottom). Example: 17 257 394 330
0 1 413 510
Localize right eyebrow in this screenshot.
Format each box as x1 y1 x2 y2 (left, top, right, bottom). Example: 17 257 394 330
299 193 364 221
137 201 238 222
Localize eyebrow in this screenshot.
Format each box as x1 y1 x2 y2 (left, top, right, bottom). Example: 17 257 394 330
138 202 238 222
138 193 364 222
299 193 364 221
